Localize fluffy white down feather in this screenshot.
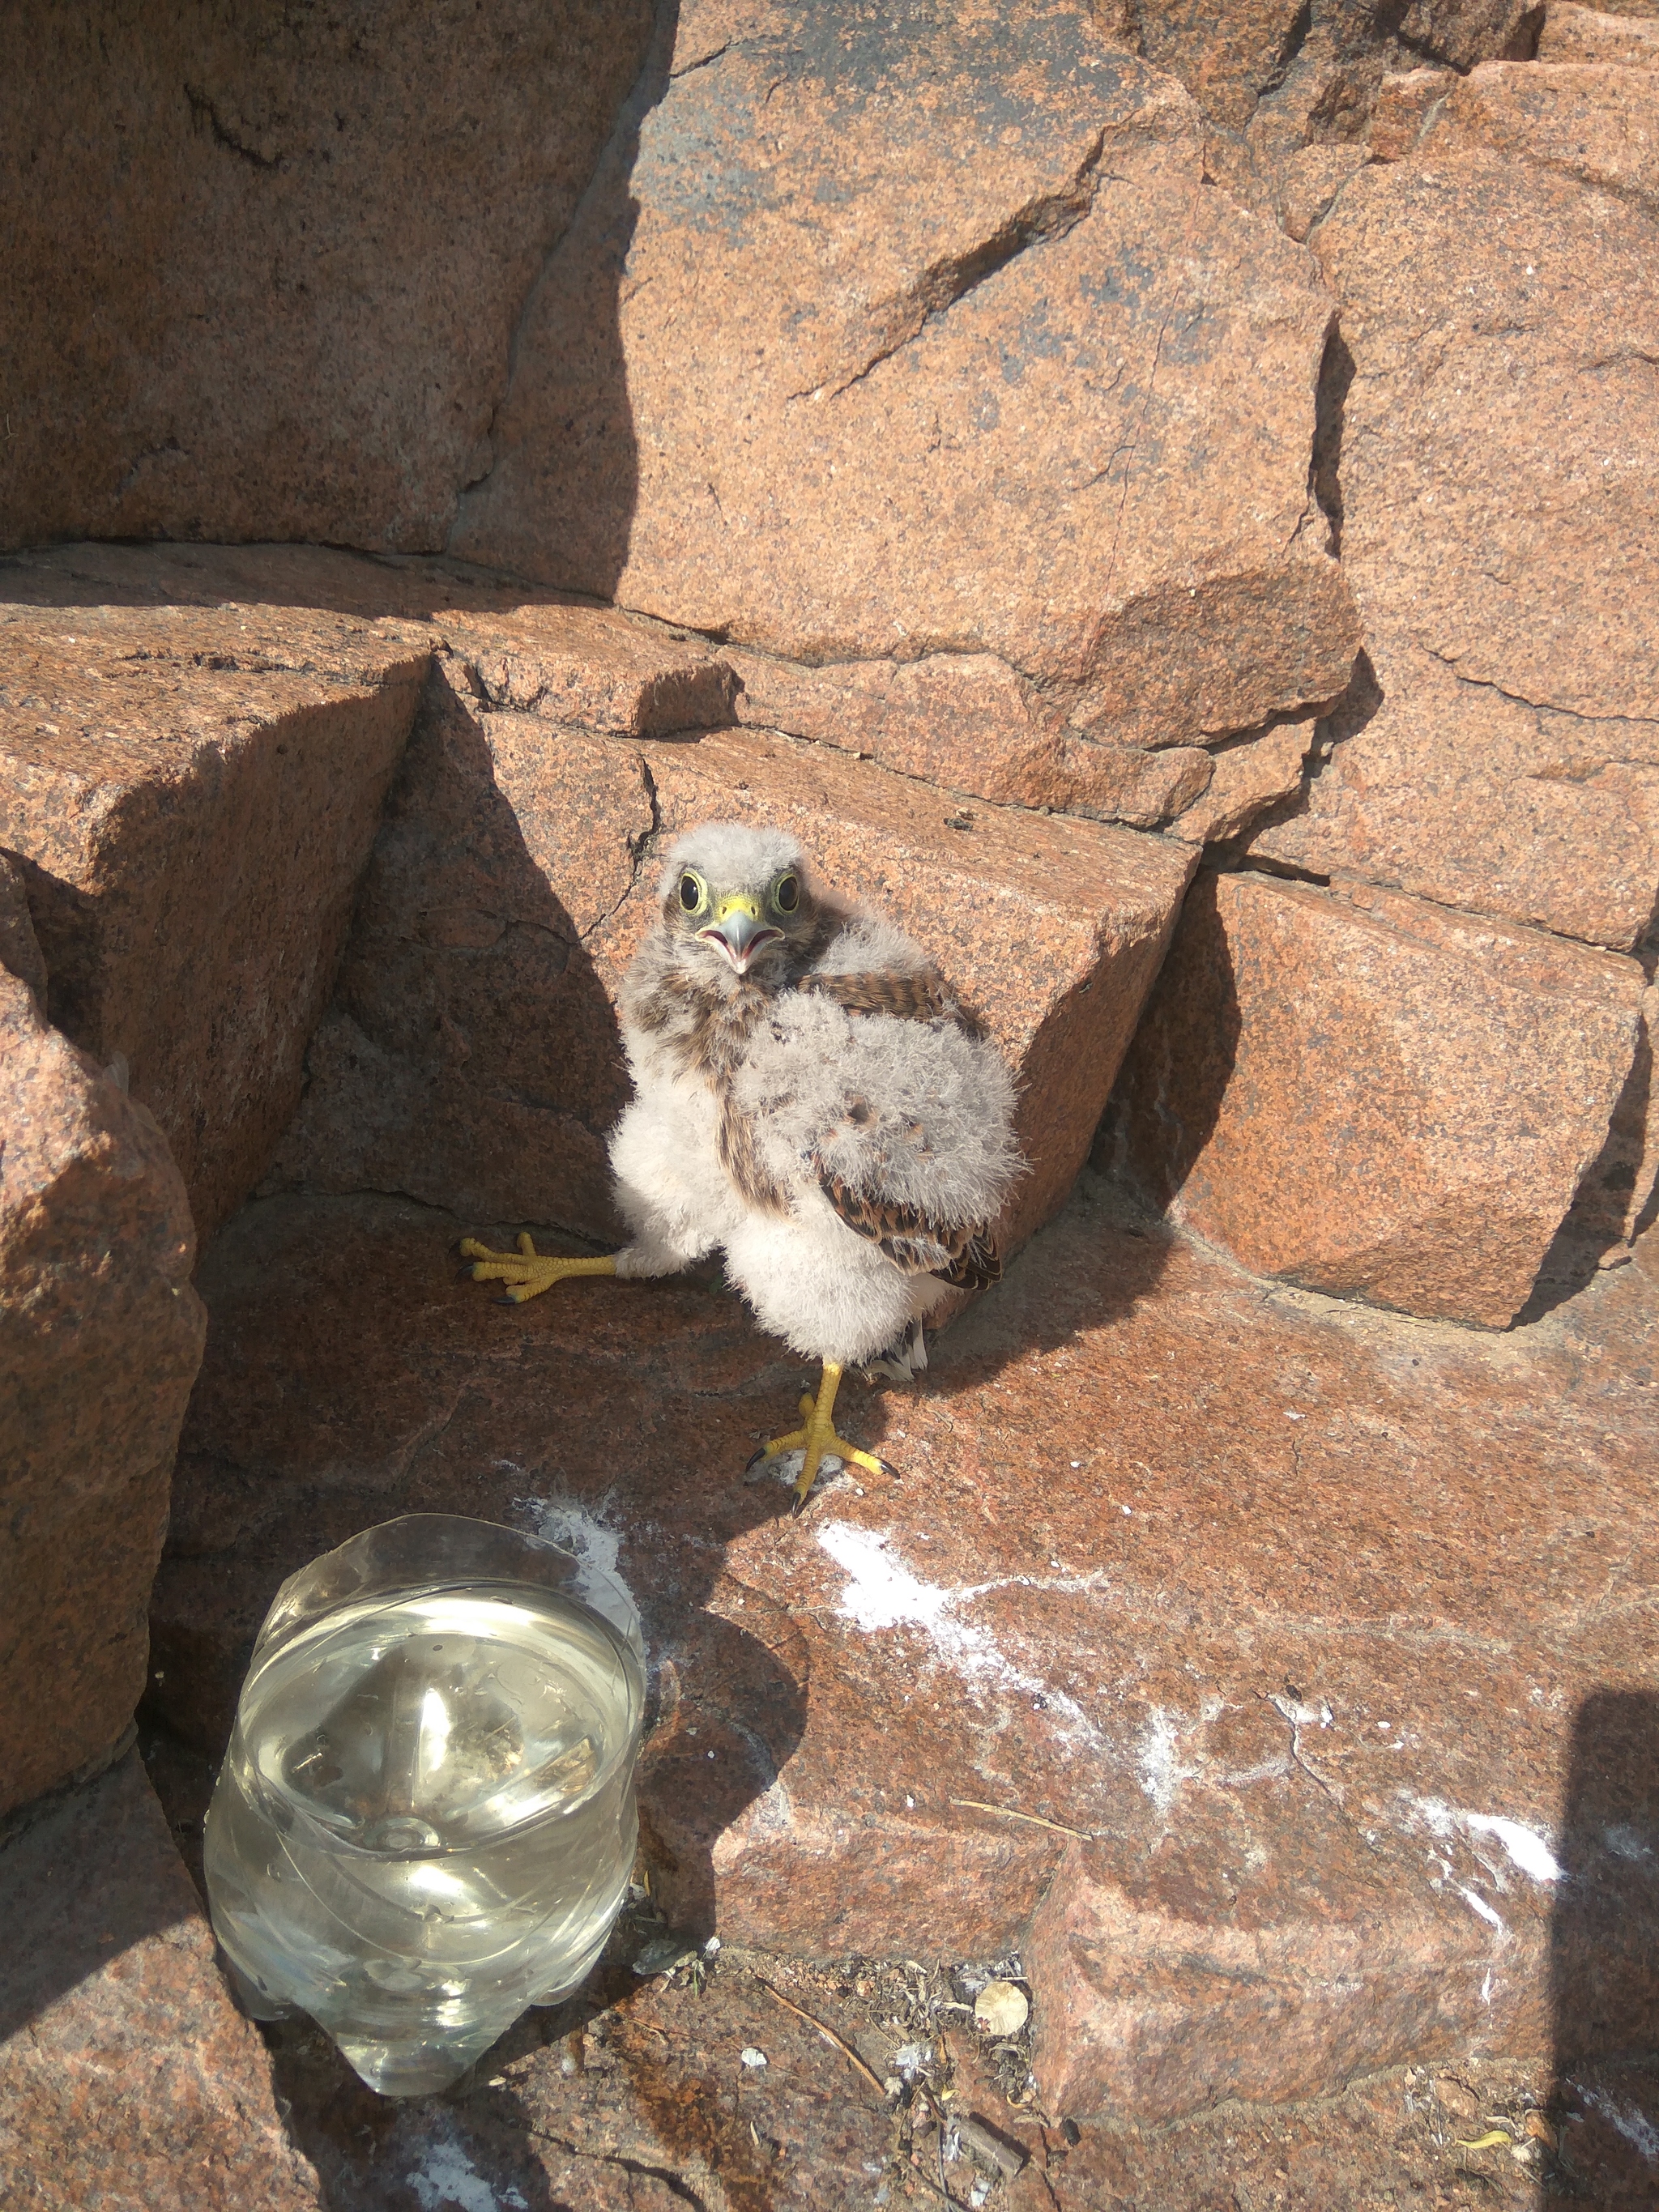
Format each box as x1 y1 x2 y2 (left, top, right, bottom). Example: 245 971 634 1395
733 992 1018 1226
606 833 1022 1368
608 1055 951 1365
656 822 804 900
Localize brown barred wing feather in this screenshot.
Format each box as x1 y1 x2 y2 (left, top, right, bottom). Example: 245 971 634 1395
800 970 943 1019
800 969 973 1026
718 1097 791 1216
815 1165 1002 1289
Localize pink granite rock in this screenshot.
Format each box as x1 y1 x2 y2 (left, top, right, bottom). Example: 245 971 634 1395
1367 64 1458 159
1248 134 1659 952
148 1174 1659 2120
1539 2 1659 62
1 2 653 553
1102 869 1644 1327
266 679 1196 1253
1 972 205 1818
0 548 430 1236
454 0 1359 765
1397 0 1547 69
1437 54 1659 198
0 1755 318 2210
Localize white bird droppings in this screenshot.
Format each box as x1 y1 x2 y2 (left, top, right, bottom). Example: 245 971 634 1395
1461 1811 1564 1884
1457 1885 1504 1931
1413 1797 1563 1883
817 1523 1101 1749
1579 2086 1659 2163
407 2120 528 2212
1137 1709 1186 1818
514 1498 639 1641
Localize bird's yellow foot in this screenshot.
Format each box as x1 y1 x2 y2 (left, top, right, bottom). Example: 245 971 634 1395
459 1233 617 1305
748 1359 890 1509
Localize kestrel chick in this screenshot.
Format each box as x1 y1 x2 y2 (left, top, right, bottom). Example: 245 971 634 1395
462 822 1023 1503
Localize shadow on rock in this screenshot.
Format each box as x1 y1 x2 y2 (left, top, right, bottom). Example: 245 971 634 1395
1090 867 1243 1217
261 658 634 1239
923 1164 1176 1397
1547 1689 1659 2206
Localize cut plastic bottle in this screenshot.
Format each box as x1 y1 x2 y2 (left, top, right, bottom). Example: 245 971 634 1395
204 1513 645 2095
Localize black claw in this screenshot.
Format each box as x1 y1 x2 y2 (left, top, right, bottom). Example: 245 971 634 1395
744 1447 769 1474
878 1459 898 1480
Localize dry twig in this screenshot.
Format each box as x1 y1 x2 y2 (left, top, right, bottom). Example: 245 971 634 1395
753 1976 885 2098
949 1797 1093 1843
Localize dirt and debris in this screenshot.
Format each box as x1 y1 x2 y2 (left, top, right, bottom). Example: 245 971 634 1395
227 1918 1657 2211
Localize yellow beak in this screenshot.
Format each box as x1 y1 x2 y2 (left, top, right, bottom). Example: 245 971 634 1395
699 893 781 974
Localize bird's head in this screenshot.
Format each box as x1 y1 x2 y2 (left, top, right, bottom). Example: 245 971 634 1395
657 821 817 978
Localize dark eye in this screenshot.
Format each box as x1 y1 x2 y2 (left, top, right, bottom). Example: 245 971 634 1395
774 873 800 914
679 872 702 913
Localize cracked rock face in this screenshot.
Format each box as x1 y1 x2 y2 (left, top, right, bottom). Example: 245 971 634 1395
0 0 653 555
147 1174 1659 2124
1539 4 1659 66
1102 869 1645 1328
454 0 1359 760
1248 109 1659 953
267 665 1196 1253
0 550 430 1239
0 965 205 1818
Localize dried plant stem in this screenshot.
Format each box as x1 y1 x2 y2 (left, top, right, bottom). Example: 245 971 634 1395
949 1797 1093 1842
753 1975 885 2098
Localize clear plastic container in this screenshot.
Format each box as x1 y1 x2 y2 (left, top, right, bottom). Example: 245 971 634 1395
203 1514 644 2095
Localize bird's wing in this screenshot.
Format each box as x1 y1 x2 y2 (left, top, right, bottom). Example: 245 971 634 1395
731 990 1021 1285
798 910 985 1034
799 969 953 1022
812 1168 1004 1287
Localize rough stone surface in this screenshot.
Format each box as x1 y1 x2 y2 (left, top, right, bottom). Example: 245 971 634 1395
0 850 45 996
1249 132 1659 952
0 546 430 1237
1128 0 1313 131
139 1928 1653 2209
1367 63 1459 160
449 603 740 736
454 0 1359 758
257 1951 913 2211
0 970 205 1818
1540 1 1659 60
1270 142 1373 240
265 680 1196 1250
727 646 1218 829
1167 719 1315 845
147 1171 1659 2129
1152 0 1555 234
1102 869 1644 1327
1546 979 1659 1265
0 1753 318 2210
1439 55 1659 197
1397 0 1547 69
0 1 652 553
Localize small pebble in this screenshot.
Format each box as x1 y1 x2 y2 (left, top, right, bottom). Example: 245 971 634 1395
1431 2075 1480 2120
974 1980 1030 2035
740 2047 768 2069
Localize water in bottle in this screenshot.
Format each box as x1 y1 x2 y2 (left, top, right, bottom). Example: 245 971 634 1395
204 1515 645 2095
